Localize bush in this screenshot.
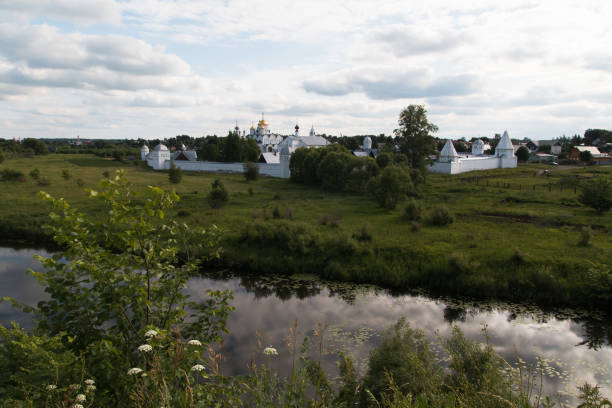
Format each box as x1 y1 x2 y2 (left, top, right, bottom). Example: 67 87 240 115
177 209 191 217
0 168 26 182
578 227 592 246
578 177 612 213
0 149 5 164
427 205 454 226
207 179 228 209
272 205 281 219
61 169 71 180
353 223 373 242
516 145 530 163
37 177 51 186
102 171 110 178
367 165 414 209
402 198 422 221
248 187 254 196
244 162 259 181
29 168 40 180
76 178 85 187
168 162 182 184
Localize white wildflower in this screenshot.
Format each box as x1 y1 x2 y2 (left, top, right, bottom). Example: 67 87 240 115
187 339 202 346
72 404 84 408
84 379 95 385
263 346 278 356
190 364 206 372
144 329 158 338
127 367 143 376
85 385 96 393
75 394 86 402
46 384 57 391
69 384 81 390
137 344 153 353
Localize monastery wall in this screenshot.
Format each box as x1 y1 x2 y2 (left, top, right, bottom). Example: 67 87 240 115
429 156 504 174
153 160 288 178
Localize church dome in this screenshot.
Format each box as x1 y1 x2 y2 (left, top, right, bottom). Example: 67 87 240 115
363 136 372 150
153 144 168 151
473 139 484 146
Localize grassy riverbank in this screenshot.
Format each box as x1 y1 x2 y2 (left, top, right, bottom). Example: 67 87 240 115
1 154 611 310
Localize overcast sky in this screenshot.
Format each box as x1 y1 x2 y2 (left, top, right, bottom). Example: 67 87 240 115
1 0 611 140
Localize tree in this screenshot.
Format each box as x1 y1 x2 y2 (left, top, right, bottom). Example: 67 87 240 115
241 137 260 162
0 149 4 164
168 160 182 184
578 177 612 213
199 142 220 162
244 161 259 181
14 171 232 402
394 105 438 172
318 151 349 192
580 150 593 163
367 165 414 209
516 146 530 163
22 138 48 155
223 132 242 162
207 179 229 208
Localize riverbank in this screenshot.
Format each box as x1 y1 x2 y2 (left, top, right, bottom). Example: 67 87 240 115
1 154 611 311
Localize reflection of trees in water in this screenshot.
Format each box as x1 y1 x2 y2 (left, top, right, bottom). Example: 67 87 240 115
201 271 612 349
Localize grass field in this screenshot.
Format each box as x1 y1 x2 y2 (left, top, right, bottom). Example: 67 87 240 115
1 154 611 310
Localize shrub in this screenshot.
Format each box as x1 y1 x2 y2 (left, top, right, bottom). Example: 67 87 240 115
578 227 592 246
367 165 414 209
76 178 85 187
511 249 527 264
248 187 254 196
516 145 530 163
168 162 182 184
61 169 71 180
353 223 373 242
0 168 26 182
272 206 281 219
244 162 259 181
402 198 422 221
578 177 612 213
207 179 228 209
361 318 442 402
29 168 40 180
427 205 454 226
102 171 110 178
37 177 51 186
0 149 4 164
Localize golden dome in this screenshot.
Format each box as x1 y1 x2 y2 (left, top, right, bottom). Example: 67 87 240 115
258 119 268 127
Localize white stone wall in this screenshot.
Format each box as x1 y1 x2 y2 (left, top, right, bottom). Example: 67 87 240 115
150 159 289 178
429 156 516 174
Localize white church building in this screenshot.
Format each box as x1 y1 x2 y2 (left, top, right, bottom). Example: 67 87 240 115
429 131 517 174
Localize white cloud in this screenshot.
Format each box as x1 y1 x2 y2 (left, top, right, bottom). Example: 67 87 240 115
0 0 121 25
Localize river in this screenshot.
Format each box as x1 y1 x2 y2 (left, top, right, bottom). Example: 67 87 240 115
1 246 611 405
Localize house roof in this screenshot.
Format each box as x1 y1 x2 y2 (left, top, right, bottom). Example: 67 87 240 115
574 146 601 154
259 152 280 163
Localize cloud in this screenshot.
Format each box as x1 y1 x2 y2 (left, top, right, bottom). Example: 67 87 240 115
369 25 468 57
304 67 479 100
0 0 121 25
0 23 198 92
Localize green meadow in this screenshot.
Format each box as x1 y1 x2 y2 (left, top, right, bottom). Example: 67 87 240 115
1 154 611 310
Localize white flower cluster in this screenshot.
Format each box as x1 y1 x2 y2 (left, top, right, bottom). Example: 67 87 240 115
263 346 278 356
187 339 202 347
190 364 205 372
127 367 143 376
144 329 158 338
84 379 95 385
75 394 86 403
46 384 57 391
137 344 153 353
72 404 84 408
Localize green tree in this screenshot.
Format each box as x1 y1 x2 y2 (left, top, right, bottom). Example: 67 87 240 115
579 177 612 213
318 151 349 192
394 105 438 172
375 152 392 169
207 179 229 209
580 150 593 163
223 132 242 162
22 138 48 155
0 149 4 164
244 162 259 181
367 165 414 209
14 171 232 403
516 145 530 163
241 138 260 162
199 142 220 161
168 160 182 184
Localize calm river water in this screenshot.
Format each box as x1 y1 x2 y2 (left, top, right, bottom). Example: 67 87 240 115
1 246 611 405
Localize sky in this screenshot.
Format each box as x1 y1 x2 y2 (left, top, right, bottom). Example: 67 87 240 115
1 0 612 140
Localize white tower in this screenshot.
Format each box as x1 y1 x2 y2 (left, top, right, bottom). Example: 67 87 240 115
140 144 149 161
309 126 315 137
439 139 458 162
363 136 372 151
495 131 517 168
294 124 300 137
471 139 484 155
150 144 171 170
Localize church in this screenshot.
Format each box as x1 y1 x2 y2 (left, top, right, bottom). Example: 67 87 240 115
429 131 517 174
